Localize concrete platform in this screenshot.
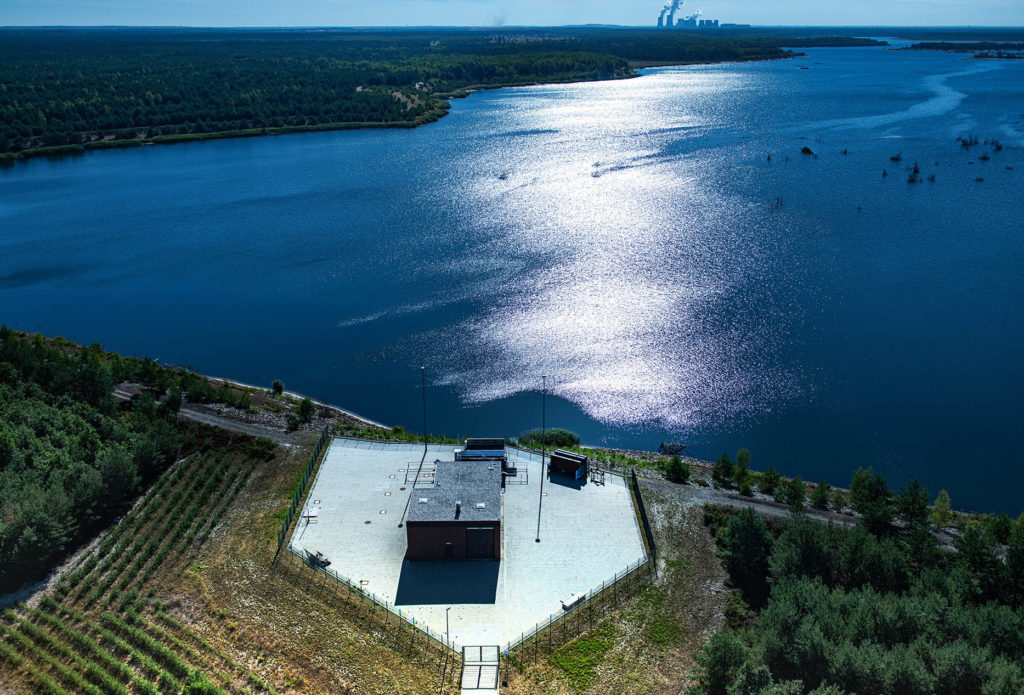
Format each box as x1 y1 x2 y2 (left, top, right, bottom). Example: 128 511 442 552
290 438 646 649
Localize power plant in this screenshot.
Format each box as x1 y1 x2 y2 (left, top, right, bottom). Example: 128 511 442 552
656 0 720 29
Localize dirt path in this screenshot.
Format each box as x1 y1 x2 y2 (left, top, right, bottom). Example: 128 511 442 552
177 403 294 443
113 382 318 444
641 477 957 551
644 478 859 526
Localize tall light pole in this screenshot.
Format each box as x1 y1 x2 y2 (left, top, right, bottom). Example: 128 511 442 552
421 366 428 457
535 375 547 543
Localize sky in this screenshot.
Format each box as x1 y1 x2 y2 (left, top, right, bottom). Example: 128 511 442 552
1 0 1022 28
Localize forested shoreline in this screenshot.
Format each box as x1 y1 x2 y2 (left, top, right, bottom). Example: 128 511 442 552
689 468 1024 694
0 28 882 159
0 328 277 593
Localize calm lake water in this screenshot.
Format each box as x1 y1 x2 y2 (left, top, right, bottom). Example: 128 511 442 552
2 45 1022 512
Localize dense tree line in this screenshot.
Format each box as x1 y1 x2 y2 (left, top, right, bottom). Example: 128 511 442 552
908 41 1024 52
691 471 1024 695
0 28 881 155
0 328 253 593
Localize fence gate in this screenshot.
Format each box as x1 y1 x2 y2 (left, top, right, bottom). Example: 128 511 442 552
460 645 499 692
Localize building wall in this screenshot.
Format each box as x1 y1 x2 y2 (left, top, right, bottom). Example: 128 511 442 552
405 521 501 561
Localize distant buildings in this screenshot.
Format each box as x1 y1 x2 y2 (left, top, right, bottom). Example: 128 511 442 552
658 14 726 29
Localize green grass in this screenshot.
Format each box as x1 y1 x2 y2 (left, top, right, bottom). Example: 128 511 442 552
644 618 681 647
547 625 617 690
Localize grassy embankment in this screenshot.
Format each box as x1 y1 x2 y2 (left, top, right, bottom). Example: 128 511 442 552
500 477 728 695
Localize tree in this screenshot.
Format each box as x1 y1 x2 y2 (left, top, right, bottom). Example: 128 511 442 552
98 445 140 506
271 379 284 396
695 629 747 695
850 467 892 536
1007 518 1024 606
954 525 1005 603
770 517 831 582
785 476 806 515
713 453 735 488
931 489 952 528
735 449 752 491
832 488 848 513
719 508 773 607
985 514 1013 545
896 479 930 530
159 385 182 416
759 464 781 496
297 397 315 422
665 454 690 484
810 481 831 510
727 661 772 695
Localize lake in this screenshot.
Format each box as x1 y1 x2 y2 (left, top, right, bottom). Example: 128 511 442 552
1 44 1022 512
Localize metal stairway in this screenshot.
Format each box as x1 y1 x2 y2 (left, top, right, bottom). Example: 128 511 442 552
460 645 499 693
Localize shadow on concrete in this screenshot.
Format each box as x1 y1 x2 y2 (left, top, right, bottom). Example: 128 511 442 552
548 473 585 491
394 560 500 605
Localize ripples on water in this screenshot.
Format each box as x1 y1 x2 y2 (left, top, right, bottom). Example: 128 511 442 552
426 69 810 430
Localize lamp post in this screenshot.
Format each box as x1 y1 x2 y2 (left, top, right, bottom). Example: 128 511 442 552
535 375 547 543
421 366 427 456
446 606 451 649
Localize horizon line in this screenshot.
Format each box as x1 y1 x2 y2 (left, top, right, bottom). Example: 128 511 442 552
2 23 1024 30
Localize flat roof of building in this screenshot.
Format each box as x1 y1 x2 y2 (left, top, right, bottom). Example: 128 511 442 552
407 460 501 524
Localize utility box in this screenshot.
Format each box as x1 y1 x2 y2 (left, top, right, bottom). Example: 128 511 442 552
549 450 589 481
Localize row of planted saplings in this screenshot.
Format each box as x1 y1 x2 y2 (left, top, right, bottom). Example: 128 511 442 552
61 452 232 609
2 450 267 694
57 453 217 606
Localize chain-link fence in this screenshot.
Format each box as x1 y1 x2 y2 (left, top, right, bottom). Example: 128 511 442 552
274 426 331 558
278 546 461 689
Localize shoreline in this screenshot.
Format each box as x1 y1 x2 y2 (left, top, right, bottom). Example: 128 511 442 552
0 54 797 164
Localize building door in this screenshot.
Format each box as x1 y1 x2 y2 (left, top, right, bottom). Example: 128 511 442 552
444 542 454 560
466 527 494 559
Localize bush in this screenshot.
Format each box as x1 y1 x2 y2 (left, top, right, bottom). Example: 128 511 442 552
695 629 747 695
297 397 315 422
517 428 580 450
735 449 752 489
666 455 690 484
785 476 806 515
285 414 300 432
832 489 848 513
810 481 831 510
719 508 772 606
759 464 782 496
247 437 277 461
931 489 952 528
850 467 892 536
271 379 284 396
713 453 735 488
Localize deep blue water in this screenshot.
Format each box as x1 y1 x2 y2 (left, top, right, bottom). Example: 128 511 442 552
2 45 1022 512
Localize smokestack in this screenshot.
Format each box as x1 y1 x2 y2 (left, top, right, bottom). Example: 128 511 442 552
657 8 666 27
455 500 462 519
666 0 683 28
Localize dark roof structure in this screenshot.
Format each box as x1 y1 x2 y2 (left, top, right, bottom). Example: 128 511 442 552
406 460 501 524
